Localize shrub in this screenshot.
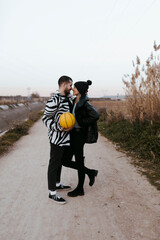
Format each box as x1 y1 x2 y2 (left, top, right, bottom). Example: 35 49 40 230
98 119 160 163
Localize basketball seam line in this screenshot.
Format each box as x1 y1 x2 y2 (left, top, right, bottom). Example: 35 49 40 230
64 113 69 129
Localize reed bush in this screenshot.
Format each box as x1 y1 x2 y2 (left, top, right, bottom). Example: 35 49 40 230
97 42 160 190
123 42 160 123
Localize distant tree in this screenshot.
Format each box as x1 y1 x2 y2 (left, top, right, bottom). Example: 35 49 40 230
31 92 40 98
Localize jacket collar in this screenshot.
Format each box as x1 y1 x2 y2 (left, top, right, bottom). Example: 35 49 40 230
56 90 72 99
76 94 89 108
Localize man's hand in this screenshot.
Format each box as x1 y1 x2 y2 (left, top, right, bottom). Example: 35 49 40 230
62 126 74 132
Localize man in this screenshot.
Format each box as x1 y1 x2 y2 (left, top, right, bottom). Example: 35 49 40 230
42 75 73 204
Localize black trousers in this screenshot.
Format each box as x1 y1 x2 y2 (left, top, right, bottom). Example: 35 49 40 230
48 143 65 191
62 128 92 190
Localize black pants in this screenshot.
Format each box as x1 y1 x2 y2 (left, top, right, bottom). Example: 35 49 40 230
62 128 92 190
48 143 65 191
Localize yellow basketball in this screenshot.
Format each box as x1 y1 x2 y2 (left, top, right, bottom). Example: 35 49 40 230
59 112 75 129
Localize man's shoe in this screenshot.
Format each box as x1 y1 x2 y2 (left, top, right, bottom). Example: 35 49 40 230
49 193 66 204
56 184 72 191
89 170 98 186
67 188 84 197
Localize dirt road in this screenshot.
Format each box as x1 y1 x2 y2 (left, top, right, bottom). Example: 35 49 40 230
0 120 160 240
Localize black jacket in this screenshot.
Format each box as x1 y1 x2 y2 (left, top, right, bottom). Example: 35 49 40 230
74 95 99 143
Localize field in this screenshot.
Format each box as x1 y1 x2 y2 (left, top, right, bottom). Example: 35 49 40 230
91 99 128 118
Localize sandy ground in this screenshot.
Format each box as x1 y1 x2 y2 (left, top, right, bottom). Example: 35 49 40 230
0 120 160 240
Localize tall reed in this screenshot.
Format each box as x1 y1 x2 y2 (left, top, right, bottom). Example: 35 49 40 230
123 42 160 123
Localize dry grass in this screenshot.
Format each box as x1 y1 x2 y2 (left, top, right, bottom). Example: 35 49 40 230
92 43 160 124
91 100 125 111
91 100 127 122
123 42 160 123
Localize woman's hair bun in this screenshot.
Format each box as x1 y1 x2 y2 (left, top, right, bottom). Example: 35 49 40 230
87 80 92 86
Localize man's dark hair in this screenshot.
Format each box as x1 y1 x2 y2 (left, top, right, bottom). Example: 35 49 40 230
58 75 73 86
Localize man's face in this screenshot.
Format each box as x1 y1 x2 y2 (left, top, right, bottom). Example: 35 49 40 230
72 86 79 96
64 80 73 95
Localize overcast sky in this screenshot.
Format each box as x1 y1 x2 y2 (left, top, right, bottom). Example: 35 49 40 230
0 0 160 97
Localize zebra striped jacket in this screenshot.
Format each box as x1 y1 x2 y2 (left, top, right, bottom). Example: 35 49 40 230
42 92 73 146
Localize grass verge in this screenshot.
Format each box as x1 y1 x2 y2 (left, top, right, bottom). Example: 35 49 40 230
0 111 44 156
98 117 160 190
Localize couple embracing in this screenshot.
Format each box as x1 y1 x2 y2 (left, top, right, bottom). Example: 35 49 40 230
42 76 99 204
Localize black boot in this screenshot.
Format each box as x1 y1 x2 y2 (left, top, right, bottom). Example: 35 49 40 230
67 187 84 197
88 170 98 186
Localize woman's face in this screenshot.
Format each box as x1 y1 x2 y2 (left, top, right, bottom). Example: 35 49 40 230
72 86 80 96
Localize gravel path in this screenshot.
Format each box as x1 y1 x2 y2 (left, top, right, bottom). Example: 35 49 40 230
0 120 160 240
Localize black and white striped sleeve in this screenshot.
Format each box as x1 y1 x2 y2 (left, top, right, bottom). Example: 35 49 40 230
42 97 62 131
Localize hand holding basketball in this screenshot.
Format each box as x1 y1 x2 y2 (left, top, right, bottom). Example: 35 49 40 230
59 112 75 129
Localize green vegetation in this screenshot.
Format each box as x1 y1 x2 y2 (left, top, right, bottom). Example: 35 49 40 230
98 116 160 190
0 111 43 156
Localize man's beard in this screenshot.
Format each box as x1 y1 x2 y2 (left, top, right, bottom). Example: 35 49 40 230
64 89 70 96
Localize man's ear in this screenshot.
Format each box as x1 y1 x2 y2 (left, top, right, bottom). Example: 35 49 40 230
61 82 66 88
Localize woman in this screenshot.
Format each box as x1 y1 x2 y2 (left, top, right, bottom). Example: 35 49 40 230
62 80 99 197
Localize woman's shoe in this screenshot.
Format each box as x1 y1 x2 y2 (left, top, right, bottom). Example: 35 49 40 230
67 188 84 197
89 170 98 186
